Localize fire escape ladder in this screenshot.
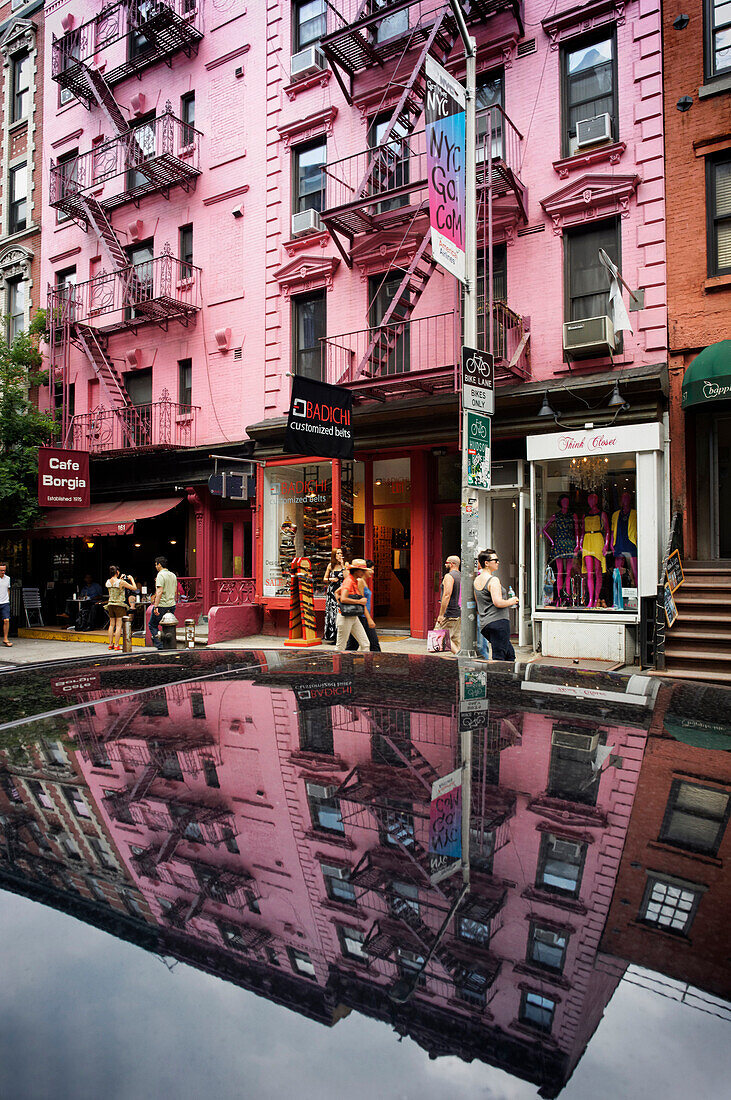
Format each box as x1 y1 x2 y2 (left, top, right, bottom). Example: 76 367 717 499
363 920 397 960
77 194 128 270
128 763 158 802
155 827 183 866
104 701 145 742
347 227 435 383
389 893 463 979
379 735 440 793
83 64 128 134
74 324 137 418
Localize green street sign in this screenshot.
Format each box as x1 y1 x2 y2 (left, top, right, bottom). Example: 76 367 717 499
466 411 491 490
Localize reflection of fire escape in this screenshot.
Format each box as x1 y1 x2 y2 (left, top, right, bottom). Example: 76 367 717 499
49 1 203 444
319 0 527 401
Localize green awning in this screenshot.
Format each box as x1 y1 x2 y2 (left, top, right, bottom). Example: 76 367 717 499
681 340 731 408
664 716 731 752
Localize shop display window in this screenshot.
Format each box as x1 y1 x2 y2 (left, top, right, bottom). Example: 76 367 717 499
340 461 365 563
535 457 637 612
263 462 333 598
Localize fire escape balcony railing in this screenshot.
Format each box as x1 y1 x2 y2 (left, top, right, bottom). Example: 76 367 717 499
322 107 525 239
67 395 198 455
321 311 458 396
47 251 201 335
52 1 203 98
50 112 202 218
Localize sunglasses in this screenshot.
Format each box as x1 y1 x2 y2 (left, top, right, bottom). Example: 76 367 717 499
490 558 499 563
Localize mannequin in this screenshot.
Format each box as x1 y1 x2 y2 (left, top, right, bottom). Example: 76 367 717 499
611 490 638 586
581 492 612 609
542 494 581 606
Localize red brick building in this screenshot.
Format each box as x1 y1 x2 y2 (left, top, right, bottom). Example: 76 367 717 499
663 3 731 561
601 682 731 1000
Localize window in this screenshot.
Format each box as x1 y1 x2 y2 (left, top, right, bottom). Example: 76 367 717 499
125 239 155 322
659 780 730 855
203 758 220 788
11 51 31 122
457 898 496 947
396 946 425 981
88 836 116 870
338 924 367 960
262 461 334 597
474 247 507 357
223 832 239 853
527 924 569 973
306 780 345 834
374 0 408 43
265 946 280 966
565 218 619 322
294 0 326 52
179 224 193 278
60 835 81 861
8 163 27 233
28 780 54 811
639 875 703 935
476 71 504 160
707 153 731 277
520 991 557 1032
178 358 193 408
54 266 77 322
0 774 22 803
368 273 410 375
321 861 356 904
127 114 156 191
160 752 183 782
130 0 157 58
536 833 587 898
367 113 409 212
121 891 144 917
43 741 67 766
218 920 251 952
245 889 261 914
293 139 325 213
561 33 617 157
289 947 316 978
705 0 731 78
87 877 107 903
142 692 168 717
180 91 195 146
55 149 79 223
548 727 605 806
64 787 91 819
7 279 26 343
379 805 415 849
299 707 334 753
293 290 325 380
388 879 420 920
457 969 491 1008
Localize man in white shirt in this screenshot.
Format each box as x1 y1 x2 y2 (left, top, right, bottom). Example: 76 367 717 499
0 562 12 647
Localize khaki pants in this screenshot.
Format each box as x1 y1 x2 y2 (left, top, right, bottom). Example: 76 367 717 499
336 613 370 651
440 617 461 649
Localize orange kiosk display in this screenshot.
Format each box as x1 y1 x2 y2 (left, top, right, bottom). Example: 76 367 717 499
284 556 322 647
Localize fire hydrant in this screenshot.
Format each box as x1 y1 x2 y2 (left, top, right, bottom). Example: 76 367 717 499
159 611 178 651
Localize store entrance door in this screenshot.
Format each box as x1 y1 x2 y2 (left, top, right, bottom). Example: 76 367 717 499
217 512 252 580
714 415 731 558
431 507 460 624
372 458 411 628
695 411 731 559
484 489 531 648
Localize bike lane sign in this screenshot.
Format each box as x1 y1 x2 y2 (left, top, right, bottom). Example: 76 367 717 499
466 410 491 490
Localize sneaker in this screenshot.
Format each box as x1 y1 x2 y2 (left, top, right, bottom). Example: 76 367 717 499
108 644 115 650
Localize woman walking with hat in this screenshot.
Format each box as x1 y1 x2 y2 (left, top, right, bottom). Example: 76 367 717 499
335 559 371 652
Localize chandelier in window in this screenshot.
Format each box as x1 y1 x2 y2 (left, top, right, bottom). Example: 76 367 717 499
569 454 610 491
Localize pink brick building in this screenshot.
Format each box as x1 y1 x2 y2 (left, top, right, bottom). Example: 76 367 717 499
66 657 653 1093
40 1 668 660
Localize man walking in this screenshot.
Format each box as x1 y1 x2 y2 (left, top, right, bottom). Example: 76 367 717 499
0 562 12 647
149 556 177 650
435 554 461 654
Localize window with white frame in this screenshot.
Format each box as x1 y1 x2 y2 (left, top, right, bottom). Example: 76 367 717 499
8 162 27 233
320 861 356 904
639 874 704 935
707 152 731 277
659 780 730 855
11 51 30 122
520 990 557 1032
561 32 617 157
293 0 326 53
7 278 25 342
338 924 368 960
289 947 316 978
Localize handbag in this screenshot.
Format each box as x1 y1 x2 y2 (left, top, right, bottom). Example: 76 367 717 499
427 628 451 653
338 600 359 617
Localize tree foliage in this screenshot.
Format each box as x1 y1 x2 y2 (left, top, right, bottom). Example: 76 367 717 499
0 310 56 530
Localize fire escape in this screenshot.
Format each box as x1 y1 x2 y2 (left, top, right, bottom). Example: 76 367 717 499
49 1 204 450
319 0 528 403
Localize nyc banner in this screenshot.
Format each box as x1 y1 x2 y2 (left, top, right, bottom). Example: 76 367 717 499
425 55 466 283
428 768 463 884
284 376 353 459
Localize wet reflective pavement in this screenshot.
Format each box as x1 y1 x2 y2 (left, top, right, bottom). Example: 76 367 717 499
0 652 728 1099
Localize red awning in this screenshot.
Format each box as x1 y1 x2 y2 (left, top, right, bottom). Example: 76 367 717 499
32 497 183 539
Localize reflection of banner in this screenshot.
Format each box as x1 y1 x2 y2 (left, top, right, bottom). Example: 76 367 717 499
425 56 466 283
294 676 354 710
284 556 322 647
284 375 353 459
429 768 462 884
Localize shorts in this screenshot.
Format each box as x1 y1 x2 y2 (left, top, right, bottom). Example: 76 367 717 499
440 617 461 647
106 604 127 619
0 602 9 621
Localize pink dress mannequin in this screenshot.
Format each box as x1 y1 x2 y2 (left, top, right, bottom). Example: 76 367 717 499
581 492 612 609
542 494 581 605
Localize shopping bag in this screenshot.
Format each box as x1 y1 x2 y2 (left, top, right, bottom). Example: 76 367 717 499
543 565 556 607
427 628 451 653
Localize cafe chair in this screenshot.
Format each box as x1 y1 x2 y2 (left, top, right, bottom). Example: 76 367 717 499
22 587 44 628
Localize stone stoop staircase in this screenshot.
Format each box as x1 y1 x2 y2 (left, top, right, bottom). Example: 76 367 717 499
663 560 731 682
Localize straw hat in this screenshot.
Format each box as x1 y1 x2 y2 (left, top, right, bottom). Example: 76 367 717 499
350 558 368 570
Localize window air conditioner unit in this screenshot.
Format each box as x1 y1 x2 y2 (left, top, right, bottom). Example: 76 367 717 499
291 208 322 237
552 730 600 753
552 838 583 860
563 315 615 359
306 782 335 799
491 459 526 490
576 112 612 149
291 45 326 81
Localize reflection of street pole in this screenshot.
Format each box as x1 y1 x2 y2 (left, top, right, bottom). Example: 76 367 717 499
458 659 472 889
455 4 477 657
388 882 469 1004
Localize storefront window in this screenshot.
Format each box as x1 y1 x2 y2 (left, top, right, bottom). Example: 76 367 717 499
263 463 333 597
535 457 637 612
341 460 365 562
373 458 411 623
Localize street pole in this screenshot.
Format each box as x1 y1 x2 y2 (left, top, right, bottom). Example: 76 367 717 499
459 29 477 658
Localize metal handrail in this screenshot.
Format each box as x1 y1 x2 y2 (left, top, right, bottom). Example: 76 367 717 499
66 396 199 454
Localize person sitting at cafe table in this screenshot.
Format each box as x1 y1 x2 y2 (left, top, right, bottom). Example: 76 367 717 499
65 574 105 631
